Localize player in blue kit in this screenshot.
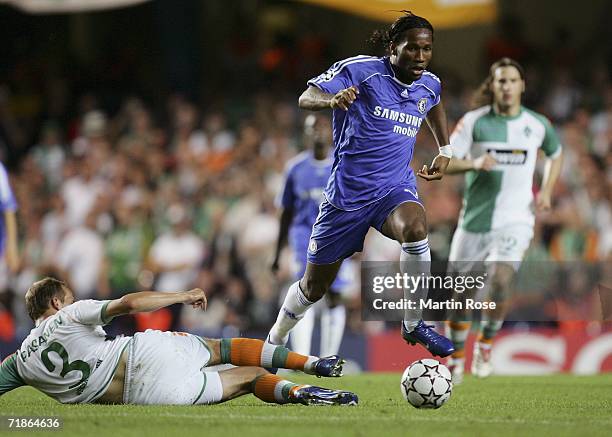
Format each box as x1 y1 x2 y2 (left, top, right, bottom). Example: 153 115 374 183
0 161 19 274
272 114 351 357
267 12 455 357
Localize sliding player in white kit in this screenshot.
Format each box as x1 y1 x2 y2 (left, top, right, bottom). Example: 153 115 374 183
0 278 357 405
445 58 563 382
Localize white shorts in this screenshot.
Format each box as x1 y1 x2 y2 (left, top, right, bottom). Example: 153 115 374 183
448 225 534 272
123 330 223 405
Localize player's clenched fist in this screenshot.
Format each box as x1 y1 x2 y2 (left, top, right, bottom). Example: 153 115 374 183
183 288 207 310
330 86 359 111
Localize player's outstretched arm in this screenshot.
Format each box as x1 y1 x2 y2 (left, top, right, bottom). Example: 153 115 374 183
104 288 207 319
298 86 359 111
536 150 563 212
271 207 294 273
445 154 497 174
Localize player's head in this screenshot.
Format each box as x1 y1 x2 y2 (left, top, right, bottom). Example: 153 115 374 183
474 58 526 110
25 277 74 322
370 11 434 81
303 114 332 159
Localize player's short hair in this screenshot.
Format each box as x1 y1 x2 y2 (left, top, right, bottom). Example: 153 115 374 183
25 277 68 321
369 11 434 51
472 57 526 108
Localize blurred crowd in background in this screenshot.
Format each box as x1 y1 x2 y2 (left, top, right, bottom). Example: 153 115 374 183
0 10 610 351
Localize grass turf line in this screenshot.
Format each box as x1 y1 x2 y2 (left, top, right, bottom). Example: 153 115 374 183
1 374 611 437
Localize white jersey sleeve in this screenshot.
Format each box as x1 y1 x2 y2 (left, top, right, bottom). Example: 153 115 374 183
450 106 491 159
62 299 114 326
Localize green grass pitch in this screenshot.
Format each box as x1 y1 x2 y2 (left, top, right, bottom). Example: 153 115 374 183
2 374 611 437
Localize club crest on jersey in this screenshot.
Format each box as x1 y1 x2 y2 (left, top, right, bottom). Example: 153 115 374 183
308 239 318 254
417 98 428 114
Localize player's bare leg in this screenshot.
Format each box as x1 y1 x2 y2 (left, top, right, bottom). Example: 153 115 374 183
446 296 471 384
382 202 454 357
472 263 515 378
268 260 342 346
216 367 358 406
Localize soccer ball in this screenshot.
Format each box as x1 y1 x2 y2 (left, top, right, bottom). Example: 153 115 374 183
400 359 453 409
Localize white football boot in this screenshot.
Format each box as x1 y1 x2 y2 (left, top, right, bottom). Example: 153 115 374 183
447 357 465 384
471 342 493 378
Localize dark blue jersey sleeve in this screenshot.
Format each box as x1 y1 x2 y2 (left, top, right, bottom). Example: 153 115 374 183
307 56 384 95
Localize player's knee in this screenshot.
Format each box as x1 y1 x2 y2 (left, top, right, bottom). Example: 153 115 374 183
401 221 428 243
202 338 221 365
300 277 328 301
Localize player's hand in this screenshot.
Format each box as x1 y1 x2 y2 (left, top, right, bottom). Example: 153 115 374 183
474 153 497 171
183 288 207 310
536 190 552 212
417 155 450 181
330 86 359 111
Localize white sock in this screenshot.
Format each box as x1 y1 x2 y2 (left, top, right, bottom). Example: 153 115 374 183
268 281 314 345
401 238 431 332
320 304 346 357
290 302 315 356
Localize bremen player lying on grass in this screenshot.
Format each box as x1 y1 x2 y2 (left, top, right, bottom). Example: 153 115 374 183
0 278 357 406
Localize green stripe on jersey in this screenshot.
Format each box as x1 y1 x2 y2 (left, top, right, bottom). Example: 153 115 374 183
472 111 510 143
462 170 503 232
524 108 561 157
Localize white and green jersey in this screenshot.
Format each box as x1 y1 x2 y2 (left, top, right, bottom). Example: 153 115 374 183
0 300 130 404
450 105 562 232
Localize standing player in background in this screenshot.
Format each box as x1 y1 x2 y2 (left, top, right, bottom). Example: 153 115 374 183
0 161 19 361
267 11 455 357
272 114 352 358
445 58 563 382
0 161 19 275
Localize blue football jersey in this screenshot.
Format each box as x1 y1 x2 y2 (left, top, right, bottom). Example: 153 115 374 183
308 55 442 211
0 162 17 253
277 151 332 246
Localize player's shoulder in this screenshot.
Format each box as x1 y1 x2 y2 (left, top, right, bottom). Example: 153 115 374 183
60 300 102 318
421 70 441 85
465 105 492 117
415 70 443 97
462 105 493 123
328 55 386 78
284 151 311 173
522 106 554 127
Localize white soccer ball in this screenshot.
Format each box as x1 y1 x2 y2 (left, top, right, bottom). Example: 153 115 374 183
400 359 453 409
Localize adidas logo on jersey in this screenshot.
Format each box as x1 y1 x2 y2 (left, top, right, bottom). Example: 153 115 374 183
486 149 528 165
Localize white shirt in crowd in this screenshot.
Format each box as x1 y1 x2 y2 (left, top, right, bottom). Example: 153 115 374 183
56 227 104 299
149 232 204 292
61 177 103 227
